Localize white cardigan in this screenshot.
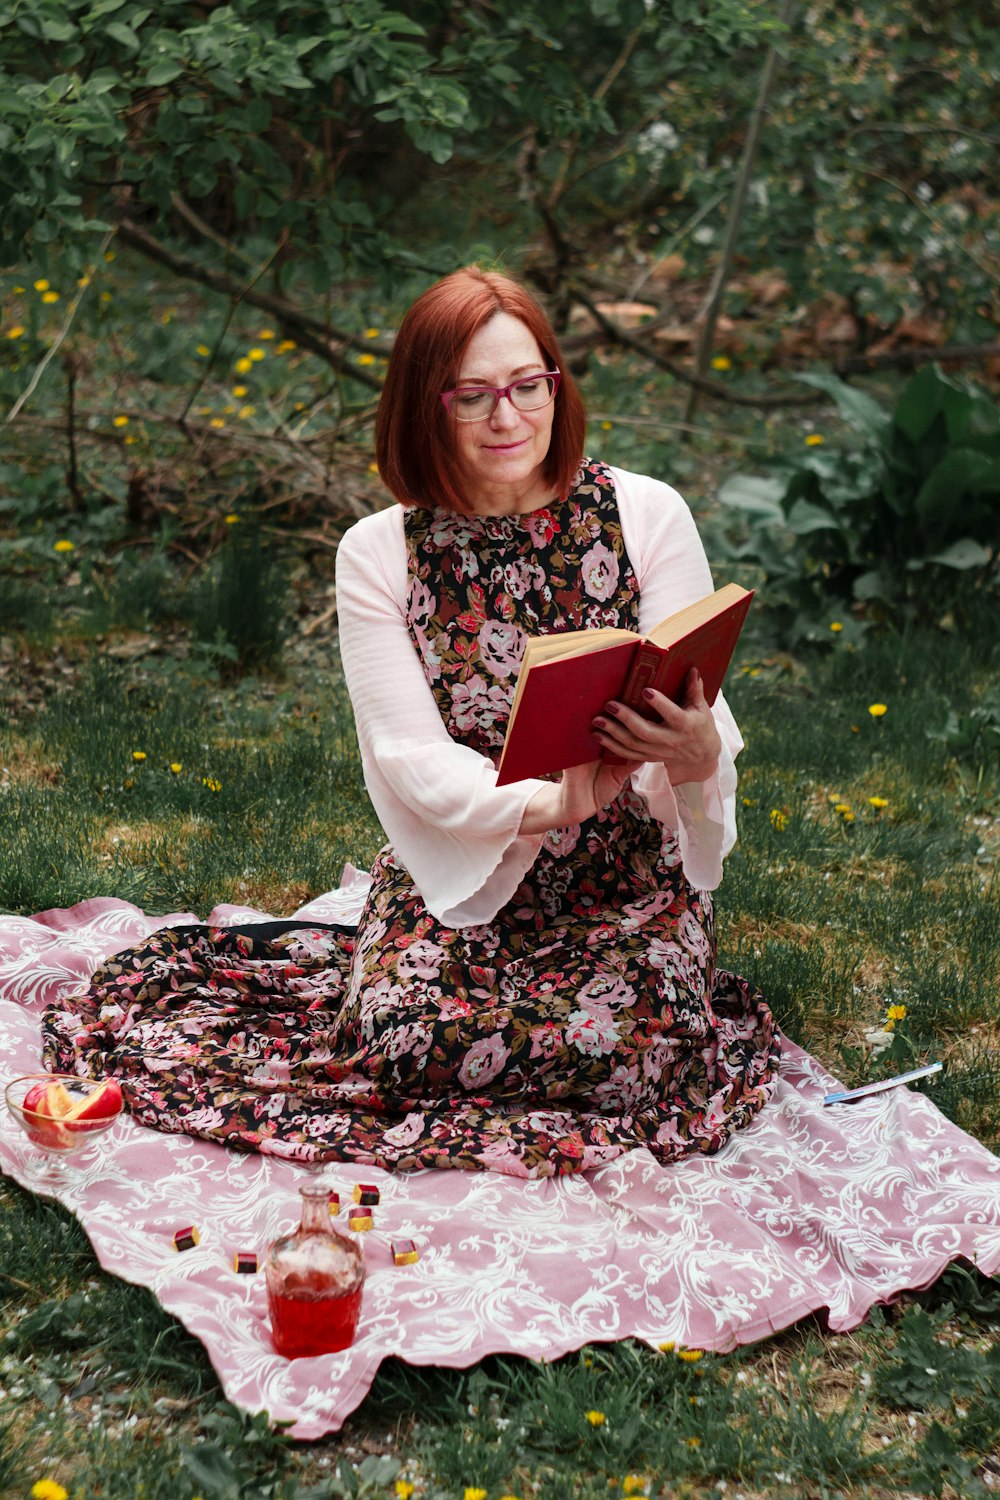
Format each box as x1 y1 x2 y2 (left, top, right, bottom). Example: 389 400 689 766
335 465 743 928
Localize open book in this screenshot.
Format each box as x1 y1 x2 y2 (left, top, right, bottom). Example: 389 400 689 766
495 582 753 787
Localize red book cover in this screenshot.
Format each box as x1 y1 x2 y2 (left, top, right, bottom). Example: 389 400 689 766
495 585 752 787
495 638 639 786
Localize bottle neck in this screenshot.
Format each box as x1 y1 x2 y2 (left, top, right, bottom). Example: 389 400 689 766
298 1185 331 1234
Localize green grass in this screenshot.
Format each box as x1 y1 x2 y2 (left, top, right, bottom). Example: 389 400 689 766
1 559 998 1498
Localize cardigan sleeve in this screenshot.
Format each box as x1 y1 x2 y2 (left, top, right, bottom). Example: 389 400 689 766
611 465 744 891
335 507 548 928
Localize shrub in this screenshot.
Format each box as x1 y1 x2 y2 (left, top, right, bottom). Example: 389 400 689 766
717 365 999 640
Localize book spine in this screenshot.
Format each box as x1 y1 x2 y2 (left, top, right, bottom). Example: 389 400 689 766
620 642 666 715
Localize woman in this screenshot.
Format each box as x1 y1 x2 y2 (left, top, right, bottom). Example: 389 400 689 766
43 267 778 1177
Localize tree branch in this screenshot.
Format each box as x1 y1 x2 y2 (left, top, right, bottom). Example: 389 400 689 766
683 0 795 429
116 219 387 390
570 287 818 409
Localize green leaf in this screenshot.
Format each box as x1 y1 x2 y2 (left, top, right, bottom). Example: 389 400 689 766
716 474 786 518
105 20 141 50
795 372 890 444
144 59 185 86
923 538 992 570
892 363 944 445
915 448 1000 528
178 1442 242 1500
784 498 840 535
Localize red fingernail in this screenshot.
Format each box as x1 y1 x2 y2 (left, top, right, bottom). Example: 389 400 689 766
642 688 655 701
604 702 621 716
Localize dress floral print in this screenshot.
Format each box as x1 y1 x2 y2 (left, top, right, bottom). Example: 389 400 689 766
42 460 780 1177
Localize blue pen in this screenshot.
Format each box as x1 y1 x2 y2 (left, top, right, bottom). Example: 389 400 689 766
823 1061 943 1106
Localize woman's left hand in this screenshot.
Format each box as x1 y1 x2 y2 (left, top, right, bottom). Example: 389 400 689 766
591 667 722 785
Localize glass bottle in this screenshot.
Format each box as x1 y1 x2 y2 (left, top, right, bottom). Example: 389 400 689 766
265 1182 366 1358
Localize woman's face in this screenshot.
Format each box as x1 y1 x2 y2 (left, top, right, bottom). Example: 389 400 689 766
450 312 556 514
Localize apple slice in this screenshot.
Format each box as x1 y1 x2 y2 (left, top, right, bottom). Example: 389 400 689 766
21 1080 75 1146
65 1078 123 1125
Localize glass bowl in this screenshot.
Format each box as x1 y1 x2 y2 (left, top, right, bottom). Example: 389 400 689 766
4 1072 124 1186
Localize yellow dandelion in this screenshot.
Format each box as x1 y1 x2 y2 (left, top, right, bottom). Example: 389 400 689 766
161 311 173 324
248 347 265 361
41 291 60 303
868 795 889 808
6 324 26 339
276 339 296 354
169 762 182 774
234 357 253 375
222 404 235 415
685 1435 702 1447
196 344 211 357
658 1340 675 1353
31 1482 68 1500
256 329 276 340
805 433 824 446
600 420 613 431
13 285 24 292
498 1495 522 1500
711 355 732 371
394 1484 414 1500
623 1478 647 1496
33 278 50 291
77 275 92 287
112 414 129 428
834 802 852 815
357 352 377 366
585 1409 606 1426
367 461 380 474
209 417 225 429
868 703 888 718
364 326 380 338
830 621 843 632
224 513 240 524
100 291 113 303
887 1003 907 1022
464 1490 488 1500
125 435 137 446
103 250 116 261
678 1348 704 1362
233 385 248 397
293 401 306 410
770 809 788 832
238 405 256 419
747 666 761 677
202 777 222 792
54 539 75 554
132 750 147 762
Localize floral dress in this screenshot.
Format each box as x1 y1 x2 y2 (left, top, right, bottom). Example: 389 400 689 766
42 461 780 1177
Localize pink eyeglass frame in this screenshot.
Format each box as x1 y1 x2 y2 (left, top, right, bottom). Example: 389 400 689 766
439 370 562 419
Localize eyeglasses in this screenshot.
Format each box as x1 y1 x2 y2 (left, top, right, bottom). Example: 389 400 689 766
440 371 561 422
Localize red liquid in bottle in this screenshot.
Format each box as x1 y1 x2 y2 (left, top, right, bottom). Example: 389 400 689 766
267 1278 363 1358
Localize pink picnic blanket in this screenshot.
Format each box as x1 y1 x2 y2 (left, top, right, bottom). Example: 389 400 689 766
1 873 998 1439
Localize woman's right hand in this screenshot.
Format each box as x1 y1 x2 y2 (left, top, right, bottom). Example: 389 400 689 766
517 757 640 835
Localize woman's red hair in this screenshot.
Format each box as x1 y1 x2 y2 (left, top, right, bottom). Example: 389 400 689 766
375 266 587 512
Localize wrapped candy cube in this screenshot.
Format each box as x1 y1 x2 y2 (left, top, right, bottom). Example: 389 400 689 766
352 1183 380 1206
172 1225 200 1252
391 1238 419 1266
232 1250 258 1274
348 1210 374 1232
327 1191 341 1216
